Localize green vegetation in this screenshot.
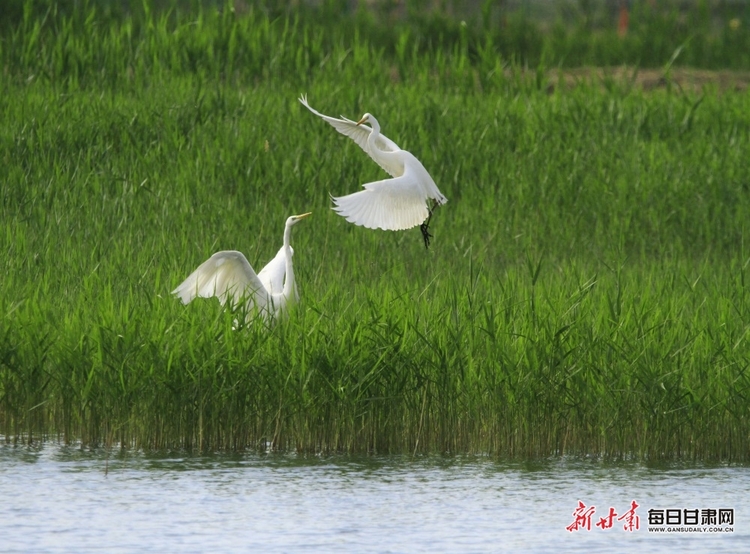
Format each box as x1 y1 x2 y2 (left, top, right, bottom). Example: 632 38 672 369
3 0 750 84
1 1 750 459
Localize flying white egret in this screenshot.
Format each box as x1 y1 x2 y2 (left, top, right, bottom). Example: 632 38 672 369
172 212 312 323
298 94 447 248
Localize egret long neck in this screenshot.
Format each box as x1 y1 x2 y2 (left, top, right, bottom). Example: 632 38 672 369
367 118 381 149
366 117 403 176
282 223 295 299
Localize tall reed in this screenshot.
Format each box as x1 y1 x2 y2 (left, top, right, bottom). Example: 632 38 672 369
1 0 749 459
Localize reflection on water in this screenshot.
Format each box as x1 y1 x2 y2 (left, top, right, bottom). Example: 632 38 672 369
0 444 746 553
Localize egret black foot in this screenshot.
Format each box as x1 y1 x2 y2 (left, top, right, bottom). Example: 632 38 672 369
420 206 434 250
420 222 432 249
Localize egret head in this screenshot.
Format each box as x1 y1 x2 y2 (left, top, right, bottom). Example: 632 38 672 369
356 113 372 126
286 212 312 227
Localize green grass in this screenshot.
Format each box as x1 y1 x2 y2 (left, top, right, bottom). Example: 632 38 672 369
3 0 750 88
1 1 750 459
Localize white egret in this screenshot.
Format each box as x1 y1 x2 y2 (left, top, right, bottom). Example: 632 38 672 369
172 212 312 323
298 94 447 248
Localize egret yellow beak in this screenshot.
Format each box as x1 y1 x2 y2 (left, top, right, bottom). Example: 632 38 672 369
294 212 312 220
356 115 368 126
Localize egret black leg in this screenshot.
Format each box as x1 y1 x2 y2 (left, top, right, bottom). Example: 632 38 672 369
420 205 434 250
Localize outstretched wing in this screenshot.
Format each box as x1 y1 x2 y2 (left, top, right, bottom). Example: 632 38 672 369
331 154 448 231
331 168 430 231
299 94 402 177
172 250 270 314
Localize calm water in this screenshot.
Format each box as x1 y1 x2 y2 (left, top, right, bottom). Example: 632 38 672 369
0 444 747 553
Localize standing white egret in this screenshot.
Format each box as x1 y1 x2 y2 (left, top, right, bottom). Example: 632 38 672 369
298 95 447 248
172 212 312 323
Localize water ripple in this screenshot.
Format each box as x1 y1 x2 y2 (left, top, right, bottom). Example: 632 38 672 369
0 445 746 553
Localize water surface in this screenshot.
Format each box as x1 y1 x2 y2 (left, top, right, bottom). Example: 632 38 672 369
0 444 746 553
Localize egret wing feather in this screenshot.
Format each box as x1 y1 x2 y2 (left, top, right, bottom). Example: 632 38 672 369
298 95 402 177
172 250 270 312
332 172 430 231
